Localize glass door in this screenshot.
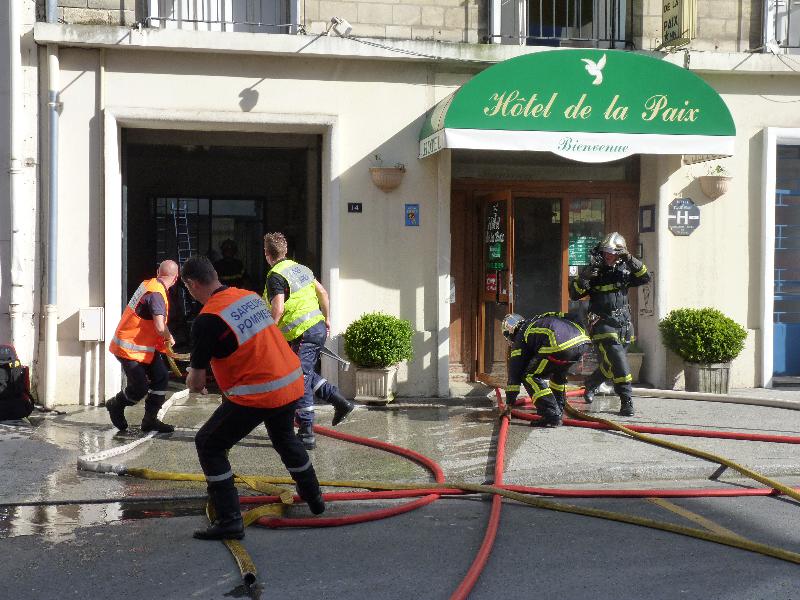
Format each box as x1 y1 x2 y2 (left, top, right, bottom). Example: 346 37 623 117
775 145 800 376
511 197 565 317
566 198 606 324
477 191 511 385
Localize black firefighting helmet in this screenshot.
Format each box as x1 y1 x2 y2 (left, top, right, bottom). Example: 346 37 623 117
501 313 524 343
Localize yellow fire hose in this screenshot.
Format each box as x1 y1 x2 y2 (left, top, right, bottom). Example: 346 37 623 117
204 495 287 585
562 403 800 503
164 344 188 378
125 466 800 567
111 386 800 586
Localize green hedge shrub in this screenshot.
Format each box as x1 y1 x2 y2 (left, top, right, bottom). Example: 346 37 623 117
343 312 414 368
659 307 746 364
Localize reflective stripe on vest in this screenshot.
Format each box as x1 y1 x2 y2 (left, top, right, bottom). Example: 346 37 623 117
111 337 156 354
225 366 303 397
266 259 325 341
280 309 323 335
127 282 148 310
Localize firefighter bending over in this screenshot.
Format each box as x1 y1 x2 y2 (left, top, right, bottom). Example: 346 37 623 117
503 312 592 427
569 232 651 416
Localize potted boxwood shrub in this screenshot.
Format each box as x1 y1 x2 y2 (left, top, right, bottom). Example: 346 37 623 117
659 307 747 393
343 312 414 404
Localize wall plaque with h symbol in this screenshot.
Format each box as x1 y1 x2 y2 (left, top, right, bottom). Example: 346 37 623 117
667 197 700 236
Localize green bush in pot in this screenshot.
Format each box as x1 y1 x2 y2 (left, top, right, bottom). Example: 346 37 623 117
659 307 746 393
659 307 746 364
343 312 414 368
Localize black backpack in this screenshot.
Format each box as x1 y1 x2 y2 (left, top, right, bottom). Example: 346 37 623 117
0 344 34 420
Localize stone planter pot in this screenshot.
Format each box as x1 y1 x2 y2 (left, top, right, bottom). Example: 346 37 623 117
627 352 644 384
684 362 731 394
698 175 732 200
355 365 397 404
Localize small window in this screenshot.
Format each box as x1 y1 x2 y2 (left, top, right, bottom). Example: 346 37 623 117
499 0 629 47
147 0 293 34
767 0 800 51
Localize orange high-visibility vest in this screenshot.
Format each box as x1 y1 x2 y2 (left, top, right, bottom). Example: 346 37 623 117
109 278 170 364
202 288 303 409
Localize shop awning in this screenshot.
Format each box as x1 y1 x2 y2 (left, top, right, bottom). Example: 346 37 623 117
419 50 735 163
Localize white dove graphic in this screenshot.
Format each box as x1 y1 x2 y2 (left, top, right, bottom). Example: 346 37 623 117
581 54 607 85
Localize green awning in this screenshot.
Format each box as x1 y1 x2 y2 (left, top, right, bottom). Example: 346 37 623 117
419 50 735 163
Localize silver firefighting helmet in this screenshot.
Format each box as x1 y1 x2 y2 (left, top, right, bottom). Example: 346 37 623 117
501 313 524 342
599 231 628 255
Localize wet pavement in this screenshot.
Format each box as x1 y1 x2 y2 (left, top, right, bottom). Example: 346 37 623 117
2 385 800 533
1 385 799 599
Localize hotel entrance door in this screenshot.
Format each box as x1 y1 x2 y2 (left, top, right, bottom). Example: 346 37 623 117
477 193 567 385
453 182 637 387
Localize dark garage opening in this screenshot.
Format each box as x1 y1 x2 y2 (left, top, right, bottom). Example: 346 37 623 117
122 129 322 348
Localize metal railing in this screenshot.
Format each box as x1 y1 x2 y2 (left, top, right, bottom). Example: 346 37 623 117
493 0 631 48
144 0 296 34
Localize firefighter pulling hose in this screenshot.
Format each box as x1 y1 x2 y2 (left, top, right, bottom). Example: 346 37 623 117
105 260 181 434
180 256 325 541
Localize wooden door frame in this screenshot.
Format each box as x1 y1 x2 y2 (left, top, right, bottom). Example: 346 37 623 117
450 178 639 383
475 190 512 383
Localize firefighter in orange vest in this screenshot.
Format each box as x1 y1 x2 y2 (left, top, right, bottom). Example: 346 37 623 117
181 255 325 540
106 260 180 433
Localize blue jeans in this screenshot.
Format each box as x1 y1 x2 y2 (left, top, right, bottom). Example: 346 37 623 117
289 320 339 427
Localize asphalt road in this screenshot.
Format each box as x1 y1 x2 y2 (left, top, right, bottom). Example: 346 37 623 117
2 391 800 599
3 484 800 600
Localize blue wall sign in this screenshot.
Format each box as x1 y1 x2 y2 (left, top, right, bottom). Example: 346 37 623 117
405 204 419 226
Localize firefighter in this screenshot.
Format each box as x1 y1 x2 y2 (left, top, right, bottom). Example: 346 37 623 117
181 255 324 540
502 312 592 427
213 239 250 290
568 232 651 416
262 232 354 450
106 260 180 433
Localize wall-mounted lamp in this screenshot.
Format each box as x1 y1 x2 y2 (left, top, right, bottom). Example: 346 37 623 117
326 16 353 38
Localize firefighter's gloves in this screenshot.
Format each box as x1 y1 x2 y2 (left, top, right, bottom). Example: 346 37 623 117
627 255 644 272
579 265 600 281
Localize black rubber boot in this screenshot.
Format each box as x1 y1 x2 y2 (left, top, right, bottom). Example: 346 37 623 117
105 393 131 431
619 397 635 417
583 387 595 404
292 464 325 515
194 481 245 540
297 423 316 450
330 391 355 426
530 415 562 428
141 412 175 434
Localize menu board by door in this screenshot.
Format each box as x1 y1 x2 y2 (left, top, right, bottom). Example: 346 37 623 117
485 201 506 270
569 233 602 266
